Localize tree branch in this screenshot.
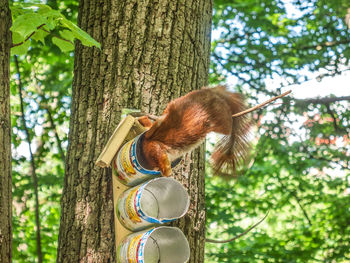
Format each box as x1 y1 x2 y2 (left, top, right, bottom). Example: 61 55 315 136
206 211 269 244
40 27 73 44
277 177 313 227
325 104 342 134
11 23 73 48
299 39 350 51
232 90 292 118
308 154 350 171
32 71 66 163
290 191 313 226
11 24 46 47
45 106 66 162
294 96 350 106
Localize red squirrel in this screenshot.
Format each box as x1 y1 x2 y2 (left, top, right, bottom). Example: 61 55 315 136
138 85 251 177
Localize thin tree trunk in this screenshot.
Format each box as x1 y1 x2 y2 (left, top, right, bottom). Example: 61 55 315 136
57 0 212 262
0 1 12 262
45 107 66 162
14 56 43 263
32 72 66 163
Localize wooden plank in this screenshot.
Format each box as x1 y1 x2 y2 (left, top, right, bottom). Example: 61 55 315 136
112 172 131 247
95 115 135 168
98 115 147 259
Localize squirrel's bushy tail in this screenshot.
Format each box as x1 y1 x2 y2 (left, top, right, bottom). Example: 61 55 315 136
211 97 251 177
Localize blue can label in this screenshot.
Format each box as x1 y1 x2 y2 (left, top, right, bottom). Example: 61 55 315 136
113 134 161 186
118 228 155 263
117 180 169 231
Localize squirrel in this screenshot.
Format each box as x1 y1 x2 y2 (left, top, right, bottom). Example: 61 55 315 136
137 85 251 177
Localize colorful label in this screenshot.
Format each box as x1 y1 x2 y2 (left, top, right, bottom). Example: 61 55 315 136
118 228 155 263
134 183 171 224
117 178 185 231
114 134 161 186
127 233 142 263
125 188 142 224
117 182 158 231
121 140 136 175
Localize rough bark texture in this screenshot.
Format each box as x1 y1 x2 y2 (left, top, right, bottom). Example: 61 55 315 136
57 0 212 262
0 0 12 262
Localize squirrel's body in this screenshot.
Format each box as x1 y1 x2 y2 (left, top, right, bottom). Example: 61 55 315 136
140 86 251 177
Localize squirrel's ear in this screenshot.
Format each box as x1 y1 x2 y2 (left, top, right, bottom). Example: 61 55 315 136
144 115 165 139
137 116 153 129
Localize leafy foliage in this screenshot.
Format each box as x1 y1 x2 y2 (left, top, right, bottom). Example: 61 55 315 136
211 0 350 89
10 2 100 55
206 0 350 262
10 1 78 261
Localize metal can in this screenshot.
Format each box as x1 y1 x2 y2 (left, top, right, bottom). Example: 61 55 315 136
113 133 181 186
117 226 190 263
117 177 190 231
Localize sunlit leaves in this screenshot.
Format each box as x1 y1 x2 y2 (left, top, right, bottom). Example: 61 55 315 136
59 18 100 47
207 1 350 261
210 0 350 91
11 32 31 55
10 3 100 54
11 12 46 37
30 28 49 45
52 37 74 52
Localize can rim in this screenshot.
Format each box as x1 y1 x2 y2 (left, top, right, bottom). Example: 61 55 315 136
132 134 161 175
118 226 190 263
135 133 182 171
136 177 190 224
144 226 190 263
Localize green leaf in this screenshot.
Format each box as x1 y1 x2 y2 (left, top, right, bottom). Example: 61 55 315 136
11 12 47 38
52 37 74 52
59 29 75 43
31 29 49 45
11 31 30 55
38 8 62 29
12 31 24 44
11 39 31 55
38 7 62 18
10 5 26 18
10 3 99 50
37 4 53 15
59 18 101 49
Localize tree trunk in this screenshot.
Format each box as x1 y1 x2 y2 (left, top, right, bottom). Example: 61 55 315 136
0 0 12 262
57 0 212 262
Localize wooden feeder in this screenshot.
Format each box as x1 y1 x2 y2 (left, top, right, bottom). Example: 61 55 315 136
96 115 147 252
96 115 190 263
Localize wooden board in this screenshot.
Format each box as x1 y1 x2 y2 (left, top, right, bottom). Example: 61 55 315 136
96 115 147 258
95 115 134 168
112 173 132 247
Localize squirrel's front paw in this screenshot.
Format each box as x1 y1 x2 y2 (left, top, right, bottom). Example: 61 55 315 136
161 167 172 177
159 153 172 177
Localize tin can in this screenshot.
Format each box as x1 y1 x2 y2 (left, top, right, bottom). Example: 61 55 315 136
117 226 190 263
113 133 181 186
117 177 190 231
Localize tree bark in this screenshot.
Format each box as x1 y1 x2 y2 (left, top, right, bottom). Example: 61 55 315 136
0 1 12 262
57 0 212 262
